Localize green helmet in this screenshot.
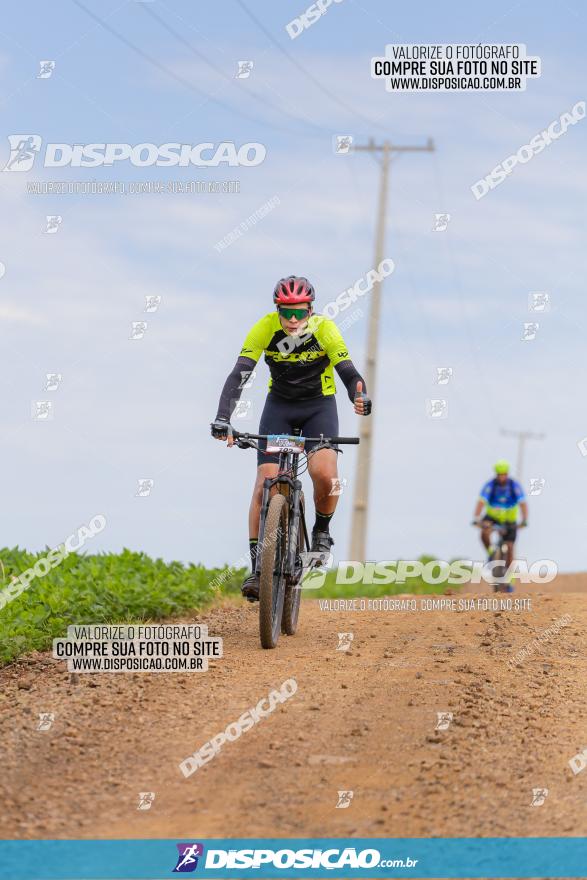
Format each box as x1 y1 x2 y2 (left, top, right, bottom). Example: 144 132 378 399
494 459 510 474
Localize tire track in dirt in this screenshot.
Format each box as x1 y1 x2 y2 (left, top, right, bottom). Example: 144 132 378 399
1 580 586 840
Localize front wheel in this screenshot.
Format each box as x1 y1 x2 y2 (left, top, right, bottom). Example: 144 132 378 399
282 492 304 636
259 493 288 649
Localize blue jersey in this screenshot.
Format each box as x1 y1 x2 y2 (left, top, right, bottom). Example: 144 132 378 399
480 477 525 523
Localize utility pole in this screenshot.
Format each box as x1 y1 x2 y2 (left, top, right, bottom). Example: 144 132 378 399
348 138 434 562
499 429 545 485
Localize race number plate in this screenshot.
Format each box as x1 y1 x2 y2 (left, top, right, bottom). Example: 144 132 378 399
266 434 306 454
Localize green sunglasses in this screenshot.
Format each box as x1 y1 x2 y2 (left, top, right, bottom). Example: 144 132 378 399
278 306 310 320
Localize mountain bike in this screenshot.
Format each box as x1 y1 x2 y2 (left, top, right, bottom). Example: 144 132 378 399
474 520 525 593
233 428 359 649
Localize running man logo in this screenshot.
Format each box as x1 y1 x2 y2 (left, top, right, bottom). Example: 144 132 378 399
530 788 548 806
336 790 354 809
528 291 550 312
427 398 448 419
37 61 56 79
334 135 353 154
45 215 62 234
529 477 545 496
522 322 539 341
233 399 252 419
435 366 453 385
173 843 204 873
329 477 347 497
130 321 148 340
44 373 62 392
236 61 254 79
145 295 161 313
299 551 332 589
32 401 53 421
137 791 155 810
37 712 55 731
432 213 451 232
239 369 256 390
435 711 453 731
3 135 42 171
336 632 354 652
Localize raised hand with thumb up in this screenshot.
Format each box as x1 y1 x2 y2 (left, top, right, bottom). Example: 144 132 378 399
353 380 372 416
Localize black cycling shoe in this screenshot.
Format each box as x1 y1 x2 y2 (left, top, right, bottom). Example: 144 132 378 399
241 573 260 602
311 529 334 555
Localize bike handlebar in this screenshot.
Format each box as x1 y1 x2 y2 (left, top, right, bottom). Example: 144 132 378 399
231 430 359 445
321 436 360 444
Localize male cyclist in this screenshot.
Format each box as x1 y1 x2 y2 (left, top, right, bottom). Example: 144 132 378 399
211 276 371 600
472 460 528 570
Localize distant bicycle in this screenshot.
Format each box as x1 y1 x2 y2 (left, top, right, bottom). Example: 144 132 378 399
233 428 359 648
472 520 526 593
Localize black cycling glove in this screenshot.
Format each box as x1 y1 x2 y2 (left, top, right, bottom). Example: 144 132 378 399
211 417 231 439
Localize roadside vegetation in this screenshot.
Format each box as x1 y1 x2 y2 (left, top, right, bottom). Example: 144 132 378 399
0 549 460 665
0 548 242 666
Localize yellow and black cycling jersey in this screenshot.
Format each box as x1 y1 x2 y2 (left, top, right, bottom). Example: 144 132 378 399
214 311 366 421
239 312 350 400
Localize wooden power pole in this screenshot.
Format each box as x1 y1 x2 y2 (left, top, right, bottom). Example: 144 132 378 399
500 428 545 485
348 138 434 562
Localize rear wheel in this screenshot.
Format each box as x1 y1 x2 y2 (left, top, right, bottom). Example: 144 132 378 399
491 546 507 592
282 492 304 636
259 493 288 649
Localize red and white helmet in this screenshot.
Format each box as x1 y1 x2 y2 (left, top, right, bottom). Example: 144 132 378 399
273 276 315 305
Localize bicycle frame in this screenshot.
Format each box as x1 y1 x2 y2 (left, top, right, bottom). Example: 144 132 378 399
255 434 309 581
231 428 359 584
488 525 509 558
227 426 359 647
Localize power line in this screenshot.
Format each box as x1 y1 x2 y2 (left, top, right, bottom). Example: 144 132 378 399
235 0 389 133
430 150 500 428
140 3 332 137
71 0 307 136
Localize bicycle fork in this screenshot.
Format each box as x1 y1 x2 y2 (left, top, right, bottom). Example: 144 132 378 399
286 480 307 578
255 476 306 580
255 479 273 577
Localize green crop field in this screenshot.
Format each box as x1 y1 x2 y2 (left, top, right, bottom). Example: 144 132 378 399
0 548 462 666
302 561 463 599
0 547 244 666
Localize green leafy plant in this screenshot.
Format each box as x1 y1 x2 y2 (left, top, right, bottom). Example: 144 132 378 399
0 547 246 666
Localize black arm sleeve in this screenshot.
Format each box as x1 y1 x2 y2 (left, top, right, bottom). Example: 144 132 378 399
215 356 257 420
335 360 367 403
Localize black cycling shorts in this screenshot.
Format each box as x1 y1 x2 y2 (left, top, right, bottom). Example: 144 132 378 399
482 516 517 542
256 393 339 466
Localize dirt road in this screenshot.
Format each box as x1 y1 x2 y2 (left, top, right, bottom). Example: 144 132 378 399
1 576 586 840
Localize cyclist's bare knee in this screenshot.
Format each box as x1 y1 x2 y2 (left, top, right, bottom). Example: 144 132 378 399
308 455 338 511
253 463 279 500
308 448 338 482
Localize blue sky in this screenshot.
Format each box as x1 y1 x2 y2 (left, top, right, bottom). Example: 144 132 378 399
1 0 586 572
